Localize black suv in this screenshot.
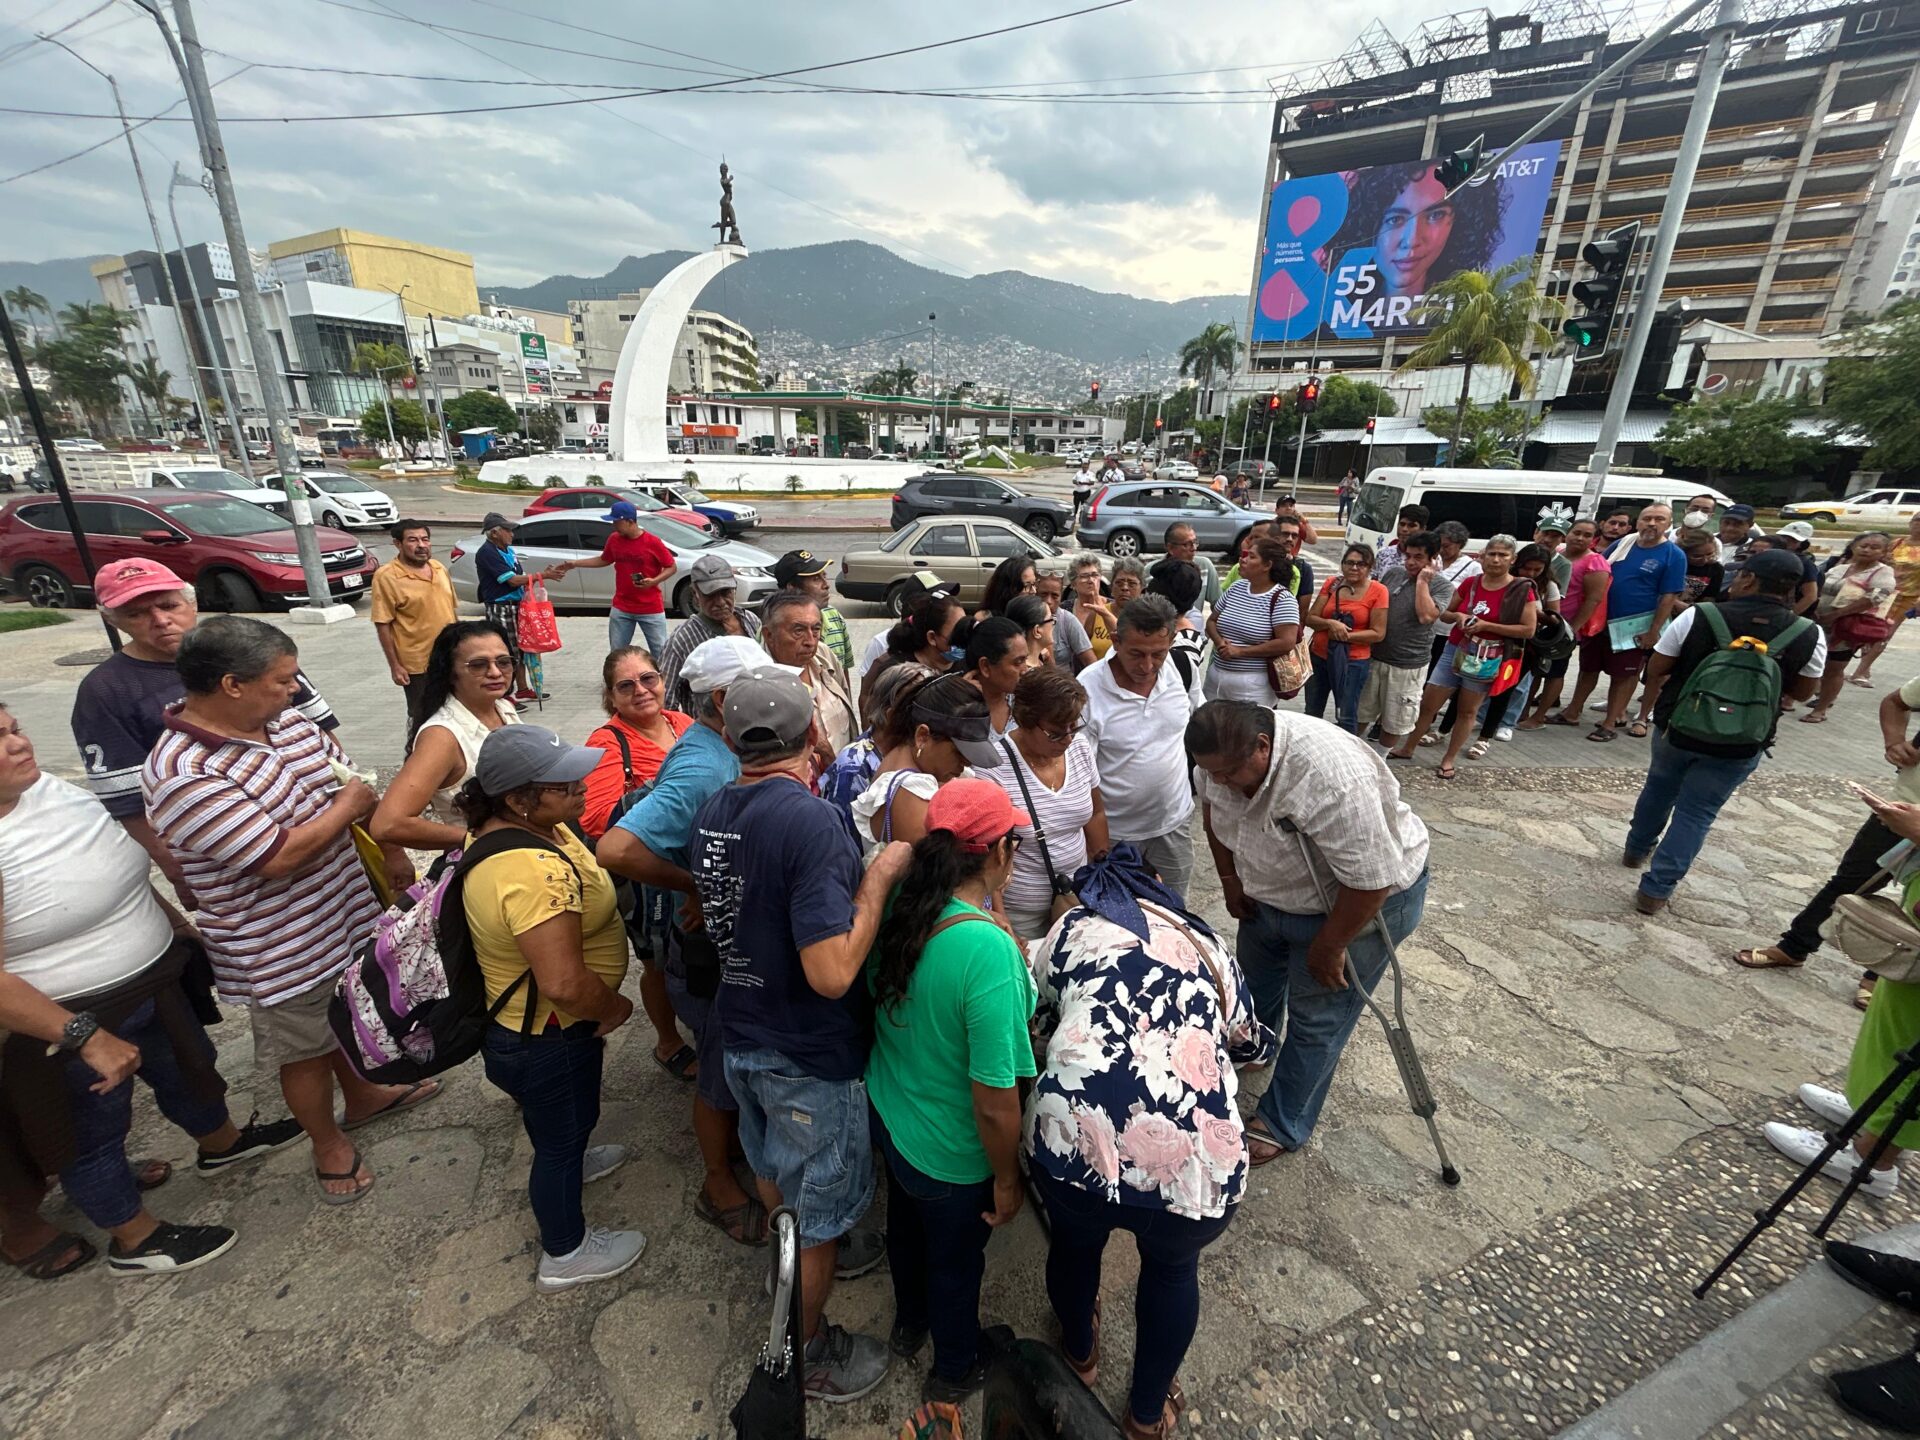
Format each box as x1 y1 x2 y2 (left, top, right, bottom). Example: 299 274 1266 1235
889 472 1075 542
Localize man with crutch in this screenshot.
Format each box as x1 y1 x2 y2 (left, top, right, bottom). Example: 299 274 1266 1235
1189 700 1438 1167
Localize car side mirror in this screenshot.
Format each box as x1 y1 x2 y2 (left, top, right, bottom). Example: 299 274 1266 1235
140 529 185 545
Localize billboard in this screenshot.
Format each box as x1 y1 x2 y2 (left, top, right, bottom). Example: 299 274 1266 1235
1251 141 1562 344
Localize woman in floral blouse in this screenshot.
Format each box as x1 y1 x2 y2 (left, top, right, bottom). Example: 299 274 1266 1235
1025 849 1275 1440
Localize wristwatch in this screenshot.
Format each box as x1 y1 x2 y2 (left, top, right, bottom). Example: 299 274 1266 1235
55 1011 100 1053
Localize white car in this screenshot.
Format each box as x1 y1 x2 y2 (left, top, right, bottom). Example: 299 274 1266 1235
1780 486 1920 527
256 470 397 529
628 480 758 537
1154 460 1201 482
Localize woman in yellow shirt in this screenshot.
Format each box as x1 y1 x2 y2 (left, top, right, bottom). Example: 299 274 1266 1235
1851 512 1920 687
457 724 643 1292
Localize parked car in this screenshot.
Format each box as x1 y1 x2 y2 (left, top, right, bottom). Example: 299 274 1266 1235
1153 460 1201 482
888 472 1076 542
1222 460 1278 485
1075 482 1267 559
836 516 1106 615
445 511 776 616
255 470 397 529
520 486 713 534
1780 487 1920 527
0 491 372 611
627 480 758 536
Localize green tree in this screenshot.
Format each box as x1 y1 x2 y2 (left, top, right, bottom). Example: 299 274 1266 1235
34 304 132 436
443 389 519 435
126 356 174 430
1312 374 1398 429
1650 393 1832 481
350 341 413 384
360 396 428 445
1824 306 1920 472
859 365 918 395
1419 399 1537 470
1396 259 1563 465
3 286 50 333
524 404 560 449
1178 322 1240 400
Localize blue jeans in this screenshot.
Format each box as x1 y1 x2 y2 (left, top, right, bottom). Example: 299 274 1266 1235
609 608 669 659
871 1105 993 1381
481 1022 603 1257
1626 730 1763 900
1304 649 1371 733
1237 871 1429 1149
58 999 230 1229
1031 1167 1233 1426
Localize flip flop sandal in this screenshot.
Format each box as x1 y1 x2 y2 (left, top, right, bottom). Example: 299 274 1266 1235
694 1190 769 1246
1628 720 1650 737
1857 978 1878 1011
1849 676 1876 688
316 1148 374 1206
653 1043 699 1082
7 1232 96 1280
1544 712 1583 727
135 1157 172 1191
1383 750 1413 762
342 1077 443 1131
1799 709 1830 724
1064 1298 1102 1385
1587 726 1617 742
1466 741 1490 759
1417 733 1439 747
1436 763 1458 780
1245 1122 1291 1166
1734 946 1804 970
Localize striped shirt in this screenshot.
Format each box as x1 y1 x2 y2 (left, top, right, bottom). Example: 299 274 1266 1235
1212 579 1300 672
142 707 380 1007
656 609 761 717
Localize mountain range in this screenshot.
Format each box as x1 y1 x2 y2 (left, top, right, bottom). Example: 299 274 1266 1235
0 255 116 315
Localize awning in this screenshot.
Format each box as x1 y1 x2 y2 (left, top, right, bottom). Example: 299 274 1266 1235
1313 416 1448 445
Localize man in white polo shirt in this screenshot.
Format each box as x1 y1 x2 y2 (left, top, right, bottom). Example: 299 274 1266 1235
1079 594 1199 899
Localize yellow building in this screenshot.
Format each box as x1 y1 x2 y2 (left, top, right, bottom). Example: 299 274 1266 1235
267 228 478 319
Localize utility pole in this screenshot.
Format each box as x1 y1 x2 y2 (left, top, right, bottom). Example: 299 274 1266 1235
153 0 339 618
166 166 252 475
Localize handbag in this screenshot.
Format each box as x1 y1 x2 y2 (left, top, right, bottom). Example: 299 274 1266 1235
1263 587 1308 700
516 578 563 655
1832 867 1920 983
998 739 1078 921
1834 611 1895 649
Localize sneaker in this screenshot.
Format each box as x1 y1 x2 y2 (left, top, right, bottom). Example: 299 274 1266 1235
837 1225 886 1279
1827 1334 1920 1434
890 1317 929 1358
1494 726 1515 743
1827 1240 1920 1314
1799 1083 1855 1128
512 688 537 702
196 1111 305 1172
536 1226 647 1292
583 1144 628 1186
803 1322 891 1404
1763 1122 1900 1198
107 1221 236 1277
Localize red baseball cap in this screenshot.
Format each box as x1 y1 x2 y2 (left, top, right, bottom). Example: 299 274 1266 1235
925 778 1029 853
94 559 187 609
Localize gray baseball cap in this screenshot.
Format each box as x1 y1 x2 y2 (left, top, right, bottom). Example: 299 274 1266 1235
473 724 601 795
689 553 736 594
722 669 815 756
481 512 517 533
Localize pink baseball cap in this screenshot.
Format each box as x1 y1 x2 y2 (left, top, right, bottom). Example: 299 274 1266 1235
94 558 187 609
925 778 1029 853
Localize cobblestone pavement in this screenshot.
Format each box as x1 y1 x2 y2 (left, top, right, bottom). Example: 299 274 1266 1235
2 617 1915 1439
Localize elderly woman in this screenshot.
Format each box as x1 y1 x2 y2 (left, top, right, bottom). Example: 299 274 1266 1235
1205 532 1302 705
1803 531 1898 725
1068 553 1118 659
851 672 994 851
371 621 520 857
0 704 300 1278
979 667 1111 940
458 724 643 1291
1851 512 1920 687
1027 847 1275 1440
866 780 1036 1402
958 615 1030 738
1006 593 1055 670
1038 568 1097 671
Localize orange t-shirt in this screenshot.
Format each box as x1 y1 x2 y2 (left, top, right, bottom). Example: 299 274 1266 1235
579 711 694 838
1309 578 1390 662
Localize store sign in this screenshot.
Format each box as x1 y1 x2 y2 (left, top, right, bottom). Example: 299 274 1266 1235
519 333 548 362
680 423 739 438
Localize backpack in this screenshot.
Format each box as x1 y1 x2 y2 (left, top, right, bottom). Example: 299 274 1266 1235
1666 605 1811 752
330 829 571 1083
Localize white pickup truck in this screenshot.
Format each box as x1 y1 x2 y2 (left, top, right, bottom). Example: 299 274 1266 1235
56 451 288 509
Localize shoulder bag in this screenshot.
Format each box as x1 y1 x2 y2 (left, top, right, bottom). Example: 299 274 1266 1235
1263 586 1309 700
1832 865 1920 984
998 739 1079 921
1136 900 1231 1034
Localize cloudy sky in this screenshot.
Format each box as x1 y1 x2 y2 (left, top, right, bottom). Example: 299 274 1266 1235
6 0 1534 301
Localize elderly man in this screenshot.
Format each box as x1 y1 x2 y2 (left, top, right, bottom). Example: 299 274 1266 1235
762 590 856 761
774 549 853 674
473 512 539 701
369 518 457 730
548 499 675 655
1080 594 1198 898
1359 529 1452 750
1162 521 1222 623
1189 699 1430 1159
72 559 339 903
141 617 437 1205
657 555 761 714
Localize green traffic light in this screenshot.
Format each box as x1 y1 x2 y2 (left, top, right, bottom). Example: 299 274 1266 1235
1564 319 1596 346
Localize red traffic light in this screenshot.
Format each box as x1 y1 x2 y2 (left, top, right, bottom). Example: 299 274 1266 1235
1266 394 1280 412
1090 381 1101 399
1298 379 1320 414
1364 417 1376 436
1154 416 1164 430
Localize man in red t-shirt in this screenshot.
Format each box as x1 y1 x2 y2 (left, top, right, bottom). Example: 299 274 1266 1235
549 499 677 655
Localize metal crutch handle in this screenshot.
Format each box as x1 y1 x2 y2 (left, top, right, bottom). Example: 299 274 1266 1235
766 1207 799 1364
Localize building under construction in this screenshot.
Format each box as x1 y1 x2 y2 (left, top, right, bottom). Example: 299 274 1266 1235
1244 0 1920 394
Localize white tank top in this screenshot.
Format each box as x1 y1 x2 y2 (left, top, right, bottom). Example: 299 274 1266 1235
418 699 520 819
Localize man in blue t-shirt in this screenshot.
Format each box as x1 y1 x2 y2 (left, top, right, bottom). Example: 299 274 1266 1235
1564 502 1688 740
473 513 538 701
691 668 910 1403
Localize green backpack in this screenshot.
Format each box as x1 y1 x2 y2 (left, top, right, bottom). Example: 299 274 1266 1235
1666 605 1811 751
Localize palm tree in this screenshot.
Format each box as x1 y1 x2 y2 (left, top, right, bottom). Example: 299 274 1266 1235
351 340 413 385
1178 322 1240 409
1395 259 1565 465
127 356 175 432
3 286 50 335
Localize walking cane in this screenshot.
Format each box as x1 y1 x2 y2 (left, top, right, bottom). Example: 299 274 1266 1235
1276 817 1460 1186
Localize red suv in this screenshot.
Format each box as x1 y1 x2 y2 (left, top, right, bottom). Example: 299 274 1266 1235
0 491 375 611
521 486 714 535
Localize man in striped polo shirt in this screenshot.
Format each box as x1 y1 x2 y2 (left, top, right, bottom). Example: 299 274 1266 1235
142 617 439 1205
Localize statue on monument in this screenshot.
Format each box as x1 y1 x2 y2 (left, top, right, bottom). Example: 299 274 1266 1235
714 162 742 246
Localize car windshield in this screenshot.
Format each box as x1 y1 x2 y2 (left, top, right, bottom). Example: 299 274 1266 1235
150 495 287 536
1351 480 1405 533
170 468 252 492
633 513 717 550
879 526 917 553
680 487 713 504
314 473 374 494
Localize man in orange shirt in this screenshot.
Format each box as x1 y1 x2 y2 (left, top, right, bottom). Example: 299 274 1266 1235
369 519 458 729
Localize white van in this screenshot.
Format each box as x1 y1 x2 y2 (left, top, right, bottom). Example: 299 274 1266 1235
1346 467 1731 553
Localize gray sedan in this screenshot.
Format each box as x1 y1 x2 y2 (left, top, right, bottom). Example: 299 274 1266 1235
446 511 777 615
1075 481 1267 559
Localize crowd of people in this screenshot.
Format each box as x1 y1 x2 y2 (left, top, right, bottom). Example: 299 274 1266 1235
6 479 1920 1435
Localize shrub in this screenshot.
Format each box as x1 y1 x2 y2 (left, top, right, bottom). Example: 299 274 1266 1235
585 474 604 484
786 474 803 493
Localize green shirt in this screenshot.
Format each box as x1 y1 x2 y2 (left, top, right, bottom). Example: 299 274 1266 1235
866 898 1036 1184
821 605 853 674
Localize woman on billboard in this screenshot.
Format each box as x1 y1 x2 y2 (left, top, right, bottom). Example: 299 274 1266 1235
1336 159 1513 301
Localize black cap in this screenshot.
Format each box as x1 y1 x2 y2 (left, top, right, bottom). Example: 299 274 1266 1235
772 549 828 588
1742 548 1805 586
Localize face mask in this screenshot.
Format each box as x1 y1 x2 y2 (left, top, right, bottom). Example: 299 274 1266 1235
945 645 966 664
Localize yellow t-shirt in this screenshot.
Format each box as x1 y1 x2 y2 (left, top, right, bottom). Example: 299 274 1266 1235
463 826 628 1031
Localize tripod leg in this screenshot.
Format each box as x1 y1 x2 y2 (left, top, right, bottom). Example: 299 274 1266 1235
1813 1074 1920 1237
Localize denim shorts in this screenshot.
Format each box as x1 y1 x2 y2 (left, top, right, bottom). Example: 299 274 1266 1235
1428 640 1494 695
723 1046 874 1247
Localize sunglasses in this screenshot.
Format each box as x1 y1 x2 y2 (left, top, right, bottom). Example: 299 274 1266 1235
461 656 514 674
613 674 664 694
1037 720 1083 744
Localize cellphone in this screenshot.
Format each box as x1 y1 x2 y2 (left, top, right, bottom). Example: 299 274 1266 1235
1848 780 1893 807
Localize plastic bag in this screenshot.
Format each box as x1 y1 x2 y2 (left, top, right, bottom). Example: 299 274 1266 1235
517 578 562 654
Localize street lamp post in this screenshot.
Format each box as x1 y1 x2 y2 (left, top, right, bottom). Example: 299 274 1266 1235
164 164 252 476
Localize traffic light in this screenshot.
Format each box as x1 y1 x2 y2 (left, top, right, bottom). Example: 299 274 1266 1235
1267 393 1280 413
1364 417 1377 437
1090 380 1101 402
1563 220 1641 359
1153 416 1164 432
1432 133 1485 190
1297 378 1320 414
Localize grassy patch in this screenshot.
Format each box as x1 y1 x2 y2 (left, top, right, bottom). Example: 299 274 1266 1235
0 608 70 633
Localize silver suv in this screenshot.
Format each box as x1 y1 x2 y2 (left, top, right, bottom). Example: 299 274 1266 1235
1074 481 1266 559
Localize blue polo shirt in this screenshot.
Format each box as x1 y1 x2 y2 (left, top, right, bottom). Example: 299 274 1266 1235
1608 539 1686 619
614 721 739 869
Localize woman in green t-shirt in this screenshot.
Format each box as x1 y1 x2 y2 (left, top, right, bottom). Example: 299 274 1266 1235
866 778 1037 1403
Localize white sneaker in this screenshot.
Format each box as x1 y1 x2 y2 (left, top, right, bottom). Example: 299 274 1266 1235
583 1144 628 1186
1495 726 1515 743
536 1225 647 1291
1797 1083 1854 1128
1763 1122 1899 1198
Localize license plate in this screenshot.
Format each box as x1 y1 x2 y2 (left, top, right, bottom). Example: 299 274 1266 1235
341 573 363 589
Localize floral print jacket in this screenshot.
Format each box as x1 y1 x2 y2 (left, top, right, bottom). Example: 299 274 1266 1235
1024 904 1277 1221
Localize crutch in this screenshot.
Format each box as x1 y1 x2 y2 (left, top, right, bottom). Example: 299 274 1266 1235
1277 817 1460 1186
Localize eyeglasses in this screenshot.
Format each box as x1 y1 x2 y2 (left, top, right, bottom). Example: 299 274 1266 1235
533 780 586 796
1020 580 1038 593
461 656 514 674
613 674 664 694
1037 720 1083 744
